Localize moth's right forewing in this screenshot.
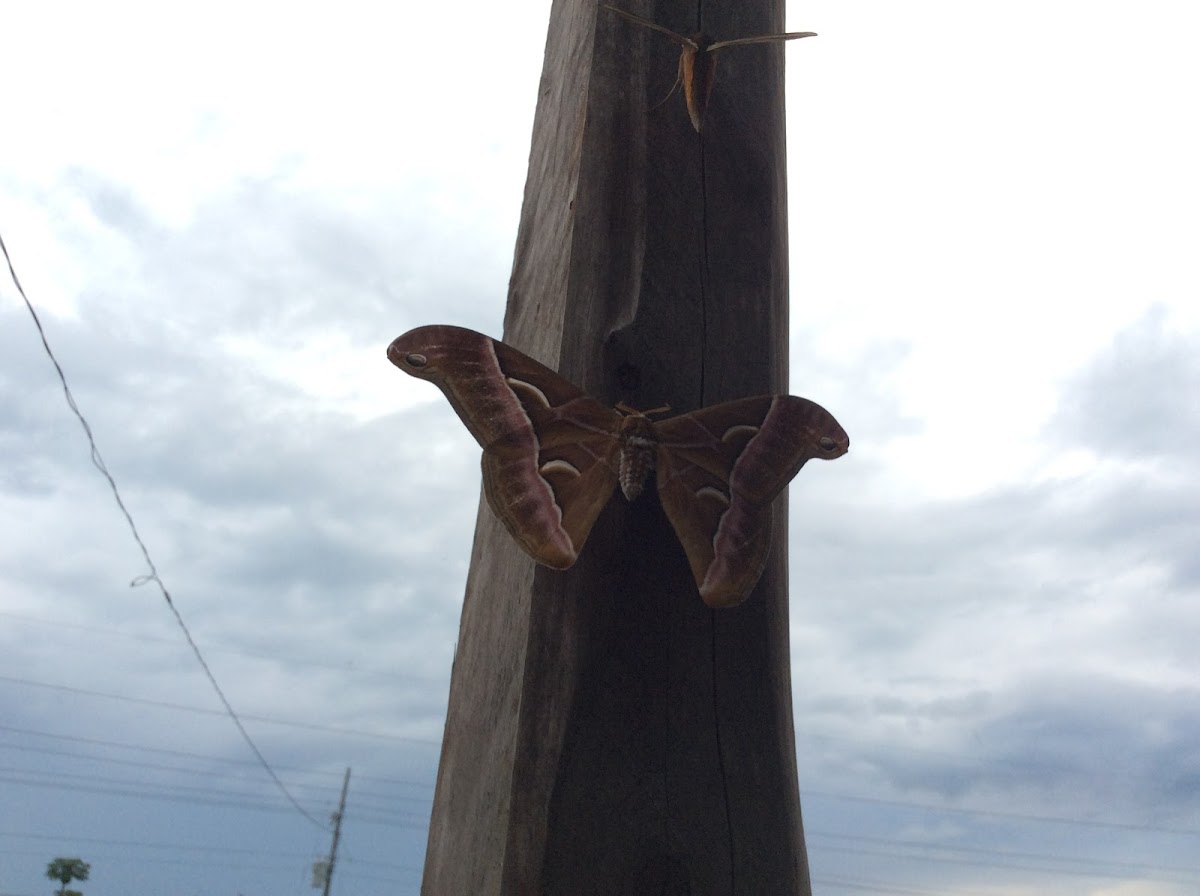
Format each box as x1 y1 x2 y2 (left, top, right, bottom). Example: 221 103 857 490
713 395 847 504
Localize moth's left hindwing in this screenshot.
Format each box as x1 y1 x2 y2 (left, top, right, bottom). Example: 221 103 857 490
481 392 623 569
387 325 622 569
654 396 848 608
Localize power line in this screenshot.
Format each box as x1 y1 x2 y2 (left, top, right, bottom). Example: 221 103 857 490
7 756 1193 887
809 875 965 896
0 741 435 808
5 764 1193 883
0 769 325 816
0 673 441 745
3 762 430 831
0 830 315 857
0 723 437 789
341 811 431 829
7 690 1199 834
2 762 430 825
1 830 423 874
338 869 422 885
2 764 324 809
0 609 446 686
798 728 1160 786
1 847 303 873
809 831 1200 879
0 771 428 829
4 770 1193 883
6 706 1196 873
812 840 1200 888
2 228 324 829
331 835 422 875
805 788 1200 838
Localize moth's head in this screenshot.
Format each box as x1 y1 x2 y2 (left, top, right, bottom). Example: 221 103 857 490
387 325 461 382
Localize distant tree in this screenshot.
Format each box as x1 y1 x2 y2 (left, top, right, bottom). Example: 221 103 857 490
45 858 90 896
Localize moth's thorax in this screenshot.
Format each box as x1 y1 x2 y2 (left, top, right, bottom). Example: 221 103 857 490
617 414 657 501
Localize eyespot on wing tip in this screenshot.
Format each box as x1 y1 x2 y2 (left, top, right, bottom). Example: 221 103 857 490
386 340 411 369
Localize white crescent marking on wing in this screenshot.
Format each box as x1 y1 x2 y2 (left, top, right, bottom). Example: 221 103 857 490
695 485 731 507
540 459 581 478
505 376 552 409
721 423 760 442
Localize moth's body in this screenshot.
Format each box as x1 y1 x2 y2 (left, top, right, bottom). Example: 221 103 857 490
388 325 847 607
675 36 717 133
616 413 656 501
603 5 816 132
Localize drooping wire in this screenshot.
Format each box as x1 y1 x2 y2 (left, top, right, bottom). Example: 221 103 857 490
1 229 328 831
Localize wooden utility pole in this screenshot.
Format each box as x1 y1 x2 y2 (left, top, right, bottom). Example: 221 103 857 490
423 0 811 893
322 767 350 896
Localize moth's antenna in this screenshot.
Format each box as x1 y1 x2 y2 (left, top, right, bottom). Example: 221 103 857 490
650 72 682 112
617 402 671 418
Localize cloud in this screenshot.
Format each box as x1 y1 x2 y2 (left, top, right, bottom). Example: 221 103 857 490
4 2 1200 893
1052 307 1200 467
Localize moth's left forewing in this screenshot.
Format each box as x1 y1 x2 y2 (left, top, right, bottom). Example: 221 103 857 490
654 395 847 607
389 325 625 571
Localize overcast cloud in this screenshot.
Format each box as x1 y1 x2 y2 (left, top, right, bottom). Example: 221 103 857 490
3 1 1199 895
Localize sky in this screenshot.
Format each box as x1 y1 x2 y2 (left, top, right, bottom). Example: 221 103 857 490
2 0 1198 894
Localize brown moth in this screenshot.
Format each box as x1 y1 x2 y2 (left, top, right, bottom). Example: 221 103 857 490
602 4 816 132
388 325 848 608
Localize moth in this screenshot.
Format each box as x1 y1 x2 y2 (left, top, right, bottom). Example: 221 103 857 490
602 4 816 132
388 325 848 608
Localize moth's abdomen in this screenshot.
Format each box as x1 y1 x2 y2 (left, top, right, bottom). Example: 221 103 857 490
619 437 655 501
618 415 658 501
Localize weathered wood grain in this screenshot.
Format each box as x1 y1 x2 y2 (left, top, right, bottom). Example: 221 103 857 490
421 0 813 892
